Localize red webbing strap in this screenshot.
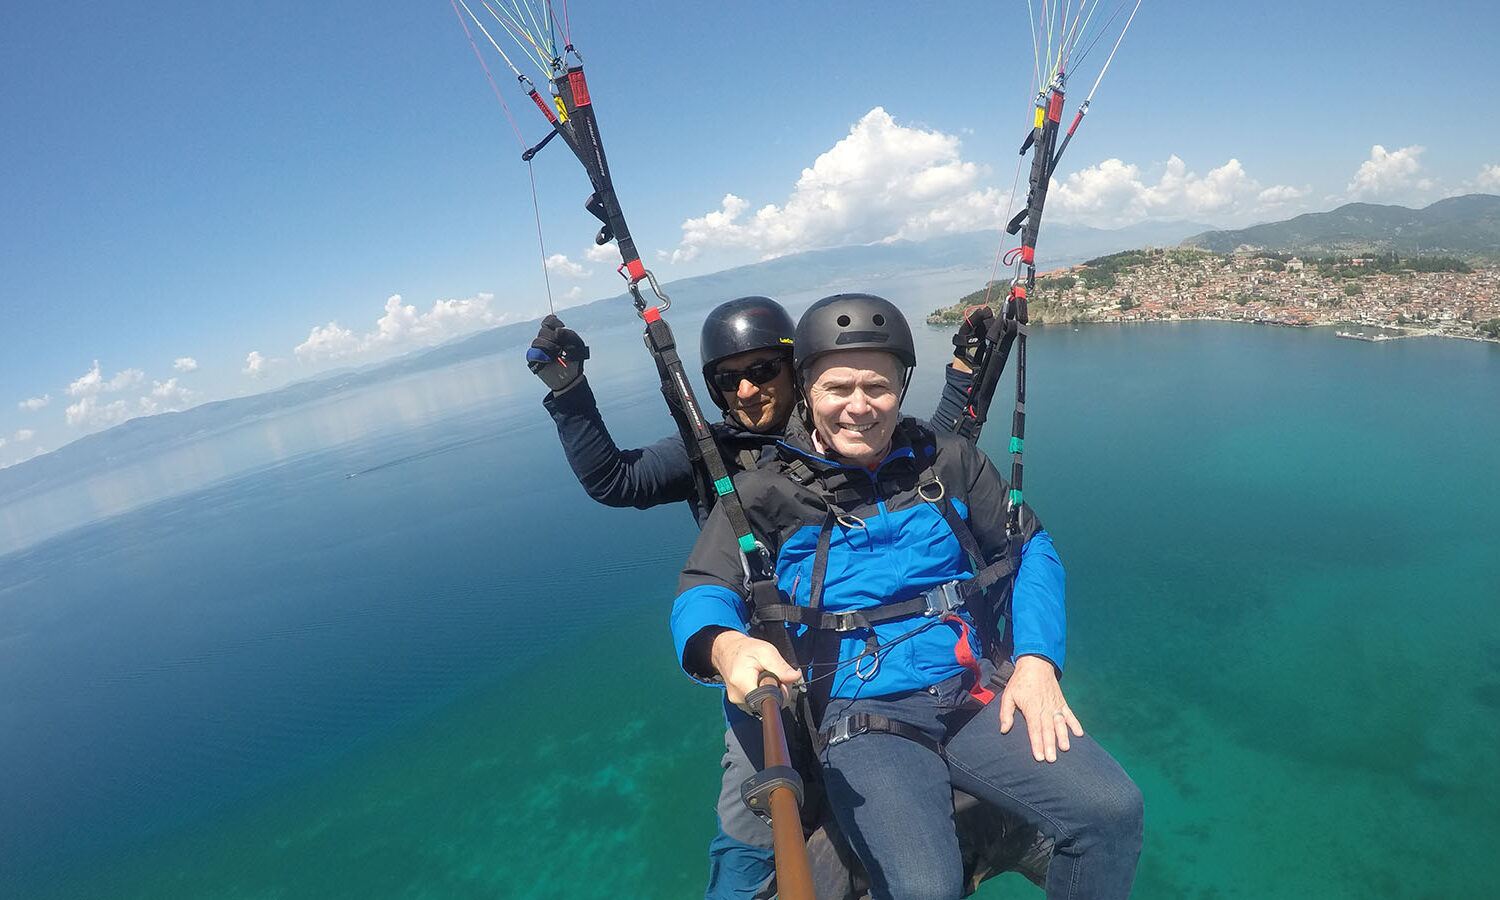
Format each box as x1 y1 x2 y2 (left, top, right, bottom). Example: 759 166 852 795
528 89 559 124
624 258 646 281
944 615 995 704
1047 90 1065 122
568 68 591 107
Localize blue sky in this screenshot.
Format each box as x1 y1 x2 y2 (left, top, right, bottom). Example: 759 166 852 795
3 0 1498 466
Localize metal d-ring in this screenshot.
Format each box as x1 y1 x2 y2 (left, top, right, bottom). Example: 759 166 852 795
854 651 880 680
836 512 866 530
918 477 945 504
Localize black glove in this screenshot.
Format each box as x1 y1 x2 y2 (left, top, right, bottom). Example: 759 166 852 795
527 314 590 394
952 305 997 369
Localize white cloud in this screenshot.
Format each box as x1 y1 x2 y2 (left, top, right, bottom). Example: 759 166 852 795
137 378 196 416
65 396 130 428
584 242 619 263
295 322 361 361
1049 156 1306 227
1346 145 1433 200
1475 164 1500 192
0 437 7 448
15 429 33 442
67 361 105 397
294 293 512 363
1256 184 1310 206
670 107 1006 263
57 360 198 428
544 253 590 278
66 361 145 399
174 357 199 372
107 368 145 393
244 350 269 377
18 394 51 411
562 286 584 301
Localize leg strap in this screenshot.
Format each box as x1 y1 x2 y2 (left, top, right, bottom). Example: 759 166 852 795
820 712 945 758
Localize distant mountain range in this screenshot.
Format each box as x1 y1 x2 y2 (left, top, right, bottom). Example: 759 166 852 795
1182 194 1500 260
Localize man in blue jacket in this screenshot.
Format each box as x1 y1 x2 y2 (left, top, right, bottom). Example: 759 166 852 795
529 296 998 898
671 294 1143 900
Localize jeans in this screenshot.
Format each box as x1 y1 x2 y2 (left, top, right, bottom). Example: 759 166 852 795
820 662 1143 900
704 703 776 900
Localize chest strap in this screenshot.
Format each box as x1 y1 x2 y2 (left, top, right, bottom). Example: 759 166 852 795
751 579 967 633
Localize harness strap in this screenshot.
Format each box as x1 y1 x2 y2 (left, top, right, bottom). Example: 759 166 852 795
820 712 945 758
804 512 838 728
818 661 1017 761
641 309 768 568
752 591 947 633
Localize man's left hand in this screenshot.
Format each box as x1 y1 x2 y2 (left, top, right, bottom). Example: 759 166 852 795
998 654 1084 763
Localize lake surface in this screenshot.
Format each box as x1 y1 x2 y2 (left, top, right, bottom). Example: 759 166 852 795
3 274 1498 898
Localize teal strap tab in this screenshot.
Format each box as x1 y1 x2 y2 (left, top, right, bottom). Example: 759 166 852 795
714 476 735 496
1009 436 1024 454
1009 489 1023 506
737 533 758 553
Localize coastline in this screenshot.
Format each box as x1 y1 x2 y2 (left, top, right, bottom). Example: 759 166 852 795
927 250 1500 346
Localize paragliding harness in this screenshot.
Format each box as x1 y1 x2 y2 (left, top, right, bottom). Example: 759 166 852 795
745 424 1029 767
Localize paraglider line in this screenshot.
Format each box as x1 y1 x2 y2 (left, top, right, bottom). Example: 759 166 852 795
1069 0 1132 74
528 160 555 313
451 0 527 147
1081 0 1142 102
452 0 556 313
484 0 551 73
548 0 571 49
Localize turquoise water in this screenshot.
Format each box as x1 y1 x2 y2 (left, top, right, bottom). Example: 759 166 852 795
2 300 1498 898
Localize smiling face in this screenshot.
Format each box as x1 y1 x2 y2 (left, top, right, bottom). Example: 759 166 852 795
714 347 796 433
803 349 903 467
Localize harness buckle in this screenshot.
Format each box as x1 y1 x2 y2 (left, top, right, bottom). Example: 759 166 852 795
922 580 964 618
826 714 871 748
830 610 862 632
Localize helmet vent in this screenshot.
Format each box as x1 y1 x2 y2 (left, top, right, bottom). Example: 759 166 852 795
872 314 885 326
836 314 851 327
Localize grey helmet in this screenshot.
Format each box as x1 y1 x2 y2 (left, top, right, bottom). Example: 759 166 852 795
793 293 916 381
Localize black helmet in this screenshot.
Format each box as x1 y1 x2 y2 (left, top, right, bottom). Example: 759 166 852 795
793 293 916 376
699 296 795 409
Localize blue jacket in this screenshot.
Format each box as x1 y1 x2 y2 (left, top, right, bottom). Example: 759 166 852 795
542 365 976 527
671 416 1066 699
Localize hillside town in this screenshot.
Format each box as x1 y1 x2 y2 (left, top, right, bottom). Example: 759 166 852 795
931 248 1500 343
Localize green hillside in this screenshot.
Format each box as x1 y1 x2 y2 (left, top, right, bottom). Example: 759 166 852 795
1182 194 1500 261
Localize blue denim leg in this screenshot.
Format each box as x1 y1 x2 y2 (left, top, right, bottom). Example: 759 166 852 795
942 669 1143 899
818 681 968 900
704 703 775 900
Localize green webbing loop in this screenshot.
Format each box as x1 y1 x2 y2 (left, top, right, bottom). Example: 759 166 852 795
714 476 735 496
1009 489 1023 506
737 534 758 553
1009 436 1024 454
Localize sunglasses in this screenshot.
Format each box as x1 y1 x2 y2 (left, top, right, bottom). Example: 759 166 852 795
710 357 788 393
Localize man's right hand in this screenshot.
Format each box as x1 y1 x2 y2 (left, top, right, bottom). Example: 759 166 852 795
527 315 590 394
709 630 802 709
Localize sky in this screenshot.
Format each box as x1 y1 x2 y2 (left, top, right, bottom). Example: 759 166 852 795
3 0 1498 467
